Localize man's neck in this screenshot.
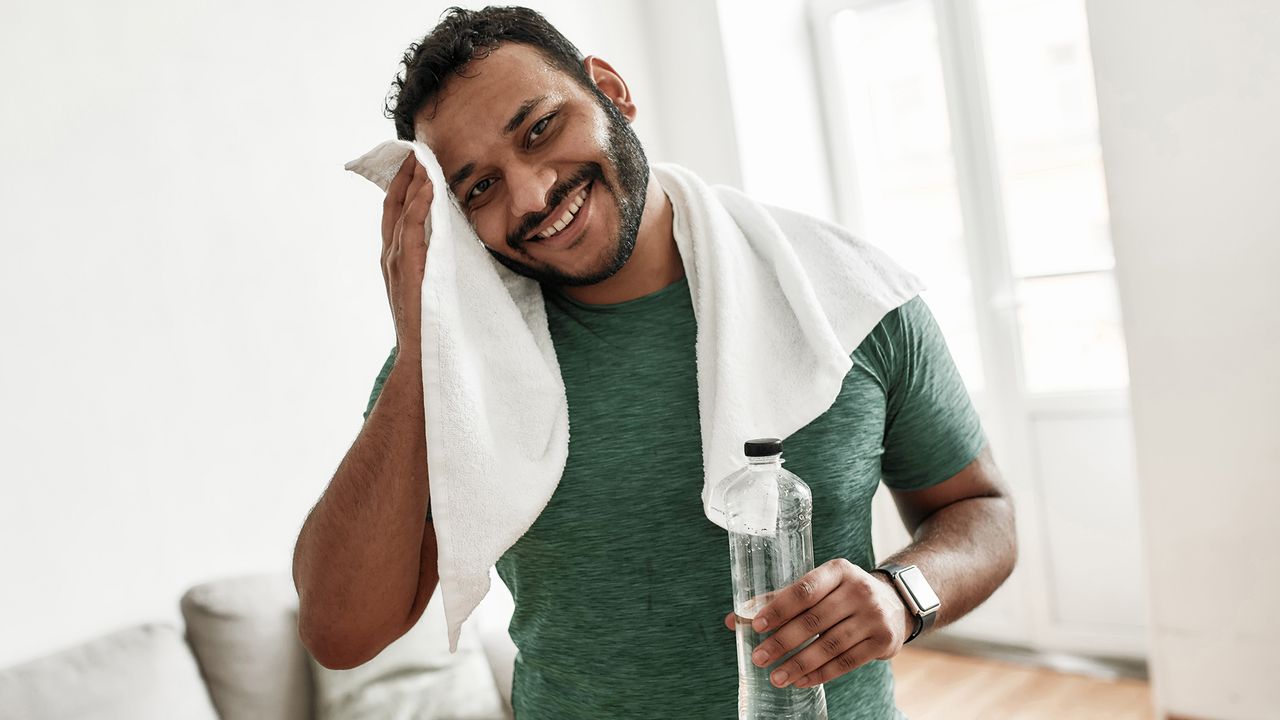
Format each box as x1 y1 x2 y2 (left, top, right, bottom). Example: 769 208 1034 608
558 174 682 305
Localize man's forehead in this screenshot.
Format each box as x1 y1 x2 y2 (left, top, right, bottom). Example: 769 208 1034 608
416 44 572 158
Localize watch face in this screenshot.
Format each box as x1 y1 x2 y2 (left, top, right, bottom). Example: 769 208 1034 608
900 566 941 611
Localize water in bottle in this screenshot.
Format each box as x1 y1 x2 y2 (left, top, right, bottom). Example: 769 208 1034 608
723 438 828 720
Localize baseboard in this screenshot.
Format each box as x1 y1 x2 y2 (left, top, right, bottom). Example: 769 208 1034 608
907 632 1149 682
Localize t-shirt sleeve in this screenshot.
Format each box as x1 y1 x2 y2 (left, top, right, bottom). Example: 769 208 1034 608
362 346 399 423
879 295 987 491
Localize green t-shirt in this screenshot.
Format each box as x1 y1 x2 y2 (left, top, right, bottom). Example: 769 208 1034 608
363 278 985 719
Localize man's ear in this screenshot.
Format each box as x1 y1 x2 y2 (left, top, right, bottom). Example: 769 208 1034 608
583 55 637 123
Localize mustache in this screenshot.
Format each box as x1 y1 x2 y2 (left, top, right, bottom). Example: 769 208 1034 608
509 164 603 247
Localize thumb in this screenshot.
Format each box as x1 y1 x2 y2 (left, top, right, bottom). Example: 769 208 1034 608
723 611 736 631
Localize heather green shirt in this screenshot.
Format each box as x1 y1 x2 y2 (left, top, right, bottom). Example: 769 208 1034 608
363 280 985 719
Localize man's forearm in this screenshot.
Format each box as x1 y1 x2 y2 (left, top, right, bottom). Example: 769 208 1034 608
293 352 433 662
877 495 1018 633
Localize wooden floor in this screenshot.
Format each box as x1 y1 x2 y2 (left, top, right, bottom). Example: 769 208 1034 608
890 645 1155 719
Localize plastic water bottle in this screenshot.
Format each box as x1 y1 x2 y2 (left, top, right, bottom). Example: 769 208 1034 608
723 438 828 719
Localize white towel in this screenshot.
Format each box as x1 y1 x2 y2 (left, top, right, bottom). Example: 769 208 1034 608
344 139 925 652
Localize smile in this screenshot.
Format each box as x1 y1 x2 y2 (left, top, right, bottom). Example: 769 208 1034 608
526 181 592 247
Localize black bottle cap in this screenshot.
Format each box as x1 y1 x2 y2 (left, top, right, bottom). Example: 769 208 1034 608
744 438 783 457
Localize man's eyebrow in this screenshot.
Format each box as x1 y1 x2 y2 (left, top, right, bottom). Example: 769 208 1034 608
503 94 547 135
446 95 548 194
447 162 476 194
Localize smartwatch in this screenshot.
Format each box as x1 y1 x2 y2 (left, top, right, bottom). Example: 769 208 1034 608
872 561 941 643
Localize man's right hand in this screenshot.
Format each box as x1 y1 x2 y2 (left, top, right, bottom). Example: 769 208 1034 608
381 152 434 355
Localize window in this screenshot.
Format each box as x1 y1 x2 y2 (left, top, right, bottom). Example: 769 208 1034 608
828 0 986 393
814 0 1129 396
978 0 1128 393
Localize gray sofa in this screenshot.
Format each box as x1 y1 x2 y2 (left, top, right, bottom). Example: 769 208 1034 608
0 572 517 720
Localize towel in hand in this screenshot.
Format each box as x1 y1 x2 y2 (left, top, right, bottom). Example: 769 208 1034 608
344 139 924 651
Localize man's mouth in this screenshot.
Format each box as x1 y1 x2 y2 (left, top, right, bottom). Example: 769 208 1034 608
525 181 592 245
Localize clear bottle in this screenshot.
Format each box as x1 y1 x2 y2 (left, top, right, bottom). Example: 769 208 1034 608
724 438 828 720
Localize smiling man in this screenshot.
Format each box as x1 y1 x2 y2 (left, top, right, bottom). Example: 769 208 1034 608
293 6 1018 719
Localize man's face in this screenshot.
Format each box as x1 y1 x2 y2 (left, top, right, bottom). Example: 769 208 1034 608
417 43 650 287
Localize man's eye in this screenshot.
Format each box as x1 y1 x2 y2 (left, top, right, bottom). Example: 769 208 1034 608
468 177 495 201
529 114 555 144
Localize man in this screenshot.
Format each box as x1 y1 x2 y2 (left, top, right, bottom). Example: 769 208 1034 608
293 6 1017 719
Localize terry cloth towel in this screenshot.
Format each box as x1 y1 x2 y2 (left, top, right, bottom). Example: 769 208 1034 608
344 139 925 652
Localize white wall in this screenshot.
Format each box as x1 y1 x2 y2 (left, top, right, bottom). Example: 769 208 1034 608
0 0 711 668
640 0 743 189
1085 2 1280 718
716 0 835 222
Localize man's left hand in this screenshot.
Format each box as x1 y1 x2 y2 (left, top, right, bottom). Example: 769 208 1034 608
721 558 914 688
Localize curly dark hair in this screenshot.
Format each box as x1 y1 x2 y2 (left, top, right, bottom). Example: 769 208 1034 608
384 5 599 141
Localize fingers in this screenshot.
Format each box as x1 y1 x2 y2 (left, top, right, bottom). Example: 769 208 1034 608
792 635 882 689
748 584 853 670
382 153 419 250
390 161 433 263
750 561 846 634
400 161 434 236
768 613 879 688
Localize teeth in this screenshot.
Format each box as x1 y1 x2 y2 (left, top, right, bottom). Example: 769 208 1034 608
537 184 590 240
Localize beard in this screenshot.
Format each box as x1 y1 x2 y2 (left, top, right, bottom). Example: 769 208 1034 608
484 88 650 287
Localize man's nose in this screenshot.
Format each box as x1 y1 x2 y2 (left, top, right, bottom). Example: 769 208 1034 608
508 165 557 218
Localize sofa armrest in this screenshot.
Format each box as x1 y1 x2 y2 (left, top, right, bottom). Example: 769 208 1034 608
181 572 313 720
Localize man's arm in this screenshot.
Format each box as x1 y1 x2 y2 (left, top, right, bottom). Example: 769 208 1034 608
732 445 1008 681
875 443 1017 636
294 152 438 669
871 295 1018 636
725 296 1018 688
292 349 438 670
730 445 1017 689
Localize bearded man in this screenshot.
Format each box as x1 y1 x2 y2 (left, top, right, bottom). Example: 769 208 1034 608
293 6 1018 719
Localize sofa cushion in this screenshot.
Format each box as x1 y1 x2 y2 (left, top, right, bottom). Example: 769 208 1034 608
310 579 507 720
180 572 313 720
0 622 219 720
